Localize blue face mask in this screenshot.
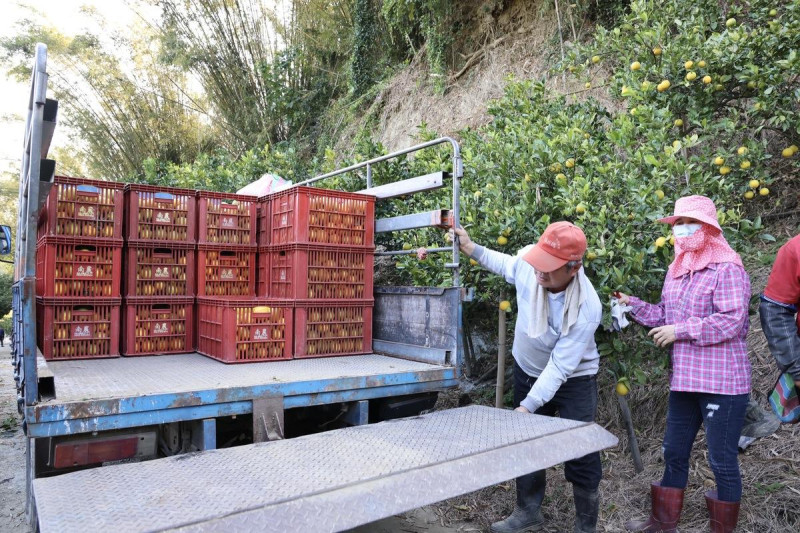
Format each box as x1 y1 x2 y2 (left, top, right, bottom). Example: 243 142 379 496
672 223 702 238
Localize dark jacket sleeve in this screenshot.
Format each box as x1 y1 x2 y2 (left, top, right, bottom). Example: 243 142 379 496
760 295 800 381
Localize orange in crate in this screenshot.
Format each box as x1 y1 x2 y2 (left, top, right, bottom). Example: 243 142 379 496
124 184 196 242
38 176 124 240
197 245 256 297
267 187 375 246
122 297 194 356
36 236 122 298
294 301 373 358
36 297 121 360
196 298 292 363
124 241 195 297
258 245 374 299
198 191 258 246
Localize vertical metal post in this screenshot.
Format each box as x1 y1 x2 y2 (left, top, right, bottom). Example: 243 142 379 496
20 43 48 407
495 305 507 409
365 163 372 189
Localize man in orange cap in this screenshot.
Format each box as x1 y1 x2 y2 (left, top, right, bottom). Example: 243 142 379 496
451 222 603 533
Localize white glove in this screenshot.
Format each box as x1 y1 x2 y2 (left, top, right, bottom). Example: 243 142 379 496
610 298 633 331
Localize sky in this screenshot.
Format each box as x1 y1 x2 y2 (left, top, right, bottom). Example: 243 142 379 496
0 1 144 180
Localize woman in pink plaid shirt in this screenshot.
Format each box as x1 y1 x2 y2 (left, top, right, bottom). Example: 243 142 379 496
617 195 751 533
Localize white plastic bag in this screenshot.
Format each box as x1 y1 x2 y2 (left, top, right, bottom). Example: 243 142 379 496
236 173 293 197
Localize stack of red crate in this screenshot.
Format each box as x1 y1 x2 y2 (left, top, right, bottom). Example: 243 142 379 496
36 176 124 360
258 187 376 359
122 184 197 356
196 192 291 363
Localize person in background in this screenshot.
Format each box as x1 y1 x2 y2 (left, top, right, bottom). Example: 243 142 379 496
0 327 4 347
451 221 603 533
760 234 800 387
616 195 750 533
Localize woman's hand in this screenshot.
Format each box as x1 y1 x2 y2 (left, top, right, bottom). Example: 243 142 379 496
613 291 631 305
649 325 677 347
514 406 531 414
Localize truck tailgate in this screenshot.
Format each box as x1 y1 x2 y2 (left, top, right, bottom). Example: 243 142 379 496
34 405 618 533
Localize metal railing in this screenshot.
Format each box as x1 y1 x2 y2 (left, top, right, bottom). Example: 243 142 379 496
295 137 464 288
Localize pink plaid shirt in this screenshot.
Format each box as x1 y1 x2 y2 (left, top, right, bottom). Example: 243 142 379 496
629 262 751 394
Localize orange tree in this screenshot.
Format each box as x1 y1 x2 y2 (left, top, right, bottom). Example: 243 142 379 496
384 0 800 385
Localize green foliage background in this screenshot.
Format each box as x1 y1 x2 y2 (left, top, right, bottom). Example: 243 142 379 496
2 0 799 384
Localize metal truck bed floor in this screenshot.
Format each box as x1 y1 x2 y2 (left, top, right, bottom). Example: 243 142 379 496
34 405 618 533
43 352 448 403
28 353 456 438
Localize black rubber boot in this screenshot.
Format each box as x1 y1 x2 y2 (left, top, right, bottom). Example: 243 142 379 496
490 471 546 533
573 485 599 532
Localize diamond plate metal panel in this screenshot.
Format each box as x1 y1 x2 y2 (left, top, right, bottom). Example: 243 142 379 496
44 353 447 403
34 405 618 533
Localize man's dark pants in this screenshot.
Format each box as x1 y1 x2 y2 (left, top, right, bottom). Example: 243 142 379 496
513 360 602 497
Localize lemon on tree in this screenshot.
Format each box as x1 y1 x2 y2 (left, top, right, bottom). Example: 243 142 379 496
565 158 576 168
652 46 662 56
684 60 694 69
719 166 731 175
740 160 751 169
499 300 512 312
657 79 671 92
497 235 508 245
655 189 665 200
402 243 412 250
737 146 748 155
592 55 601 63
469 258 479 266
749 179 760 189
760 187 770 196
674 118 683 127
655 236 667 248
575 204 587 215
703 75 712 84
631 61 641 71
616 380 630 396
744 190 755 199
697 60 707 68
714 156 725 166
686 71 697 81
783 146 796 158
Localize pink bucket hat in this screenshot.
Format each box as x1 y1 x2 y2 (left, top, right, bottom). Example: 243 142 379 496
657 195 722 232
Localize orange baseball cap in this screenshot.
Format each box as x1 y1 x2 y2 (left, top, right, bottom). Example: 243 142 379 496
521 221 587 272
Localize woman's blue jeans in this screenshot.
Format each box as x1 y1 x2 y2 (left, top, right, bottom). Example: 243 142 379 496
661 390 749 502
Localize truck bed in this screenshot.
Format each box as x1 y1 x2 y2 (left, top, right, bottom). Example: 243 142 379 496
27 352 456 438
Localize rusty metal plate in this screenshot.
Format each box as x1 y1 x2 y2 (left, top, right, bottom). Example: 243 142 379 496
34 405 618 533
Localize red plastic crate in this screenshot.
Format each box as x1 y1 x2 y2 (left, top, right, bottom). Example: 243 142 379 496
124 241 196 297
268 187 375 246
294 301 373 358
38 176 124 240
36 236 123 298
198 191 258 246
257 245 374 299
122 297 194 356
196 298 292 363
197 245 256 297
124 184 196 242
257 200 270 246
36 297 121 360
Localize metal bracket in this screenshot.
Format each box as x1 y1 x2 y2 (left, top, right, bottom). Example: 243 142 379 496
253 396 284 443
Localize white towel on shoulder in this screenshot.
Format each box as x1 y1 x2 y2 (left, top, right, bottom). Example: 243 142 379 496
527 268 586 339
